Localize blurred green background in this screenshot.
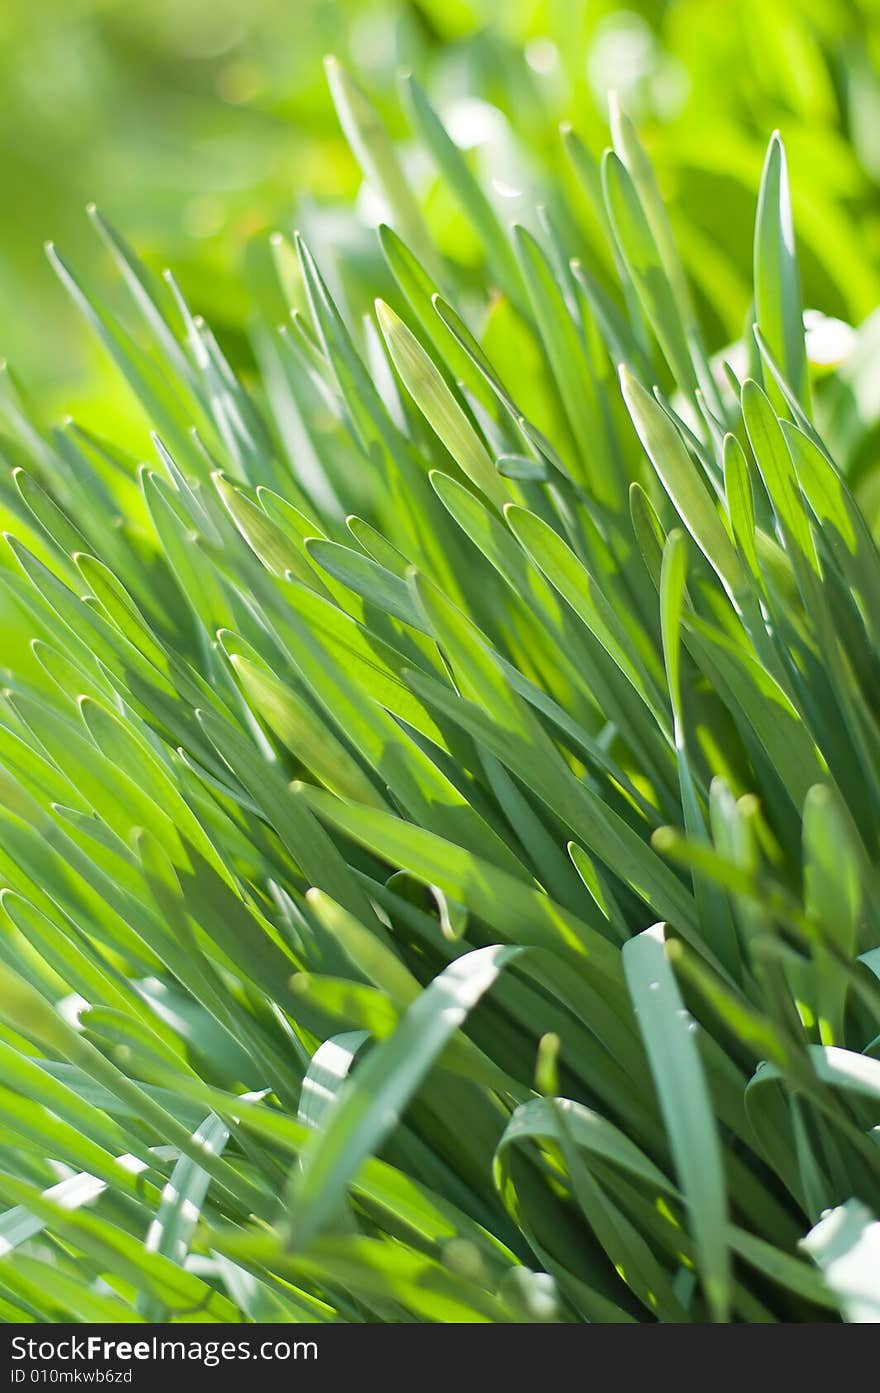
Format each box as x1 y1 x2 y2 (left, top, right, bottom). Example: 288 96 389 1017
2 0 880 433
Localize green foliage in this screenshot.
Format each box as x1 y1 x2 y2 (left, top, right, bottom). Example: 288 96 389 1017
0 47 879 1324
6 1 880 433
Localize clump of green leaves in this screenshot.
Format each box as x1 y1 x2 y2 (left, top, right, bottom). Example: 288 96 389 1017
0 62 878 1324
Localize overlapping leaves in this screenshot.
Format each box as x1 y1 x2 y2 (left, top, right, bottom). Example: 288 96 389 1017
0 62 877 1324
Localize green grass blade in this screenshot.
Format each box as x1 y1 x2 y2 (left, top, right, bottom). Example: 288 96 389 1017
286 944 520 1248
622 924 731 1320
754 133 810 411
